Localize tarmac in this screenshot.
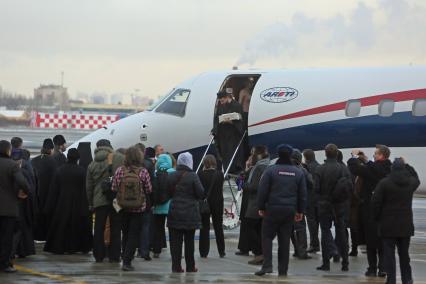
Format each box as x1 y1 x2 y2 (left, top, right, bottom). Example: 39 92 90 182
0 198 426 283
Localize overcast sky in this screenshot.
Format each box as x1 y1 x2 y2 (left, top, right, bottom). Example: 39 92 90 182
1 0 425 98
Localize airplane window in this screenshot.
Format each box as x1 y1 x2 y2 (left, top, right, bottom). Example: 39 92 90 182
345 100 361 117
413 99 426 116
155 89 191 117
378 99 395 117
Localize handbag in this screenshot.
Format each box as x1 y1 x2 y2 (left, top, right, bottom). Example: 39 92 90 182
199 171 217 215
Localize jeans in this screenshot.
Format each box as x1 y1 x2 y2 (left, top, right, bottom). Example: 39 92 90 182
319 202 349 266
139 211 152 257
306 205 320 250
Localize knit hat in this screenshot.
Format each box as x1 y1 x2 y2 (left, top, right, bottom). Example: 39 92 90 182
177 152 193 170
53 135 66 146
43 138 54 150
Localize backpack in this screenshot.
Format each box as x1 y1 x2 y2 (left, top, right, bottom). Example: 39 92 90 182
331 165 353 204
153 168 170 205
116 167 145 209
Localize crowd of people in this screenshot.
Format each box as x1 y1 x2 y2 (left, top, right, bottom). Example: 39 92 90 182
0 133 421 284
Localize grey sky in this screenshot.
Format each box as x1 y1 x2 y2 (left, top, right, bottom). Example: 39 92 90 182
1 0 425 99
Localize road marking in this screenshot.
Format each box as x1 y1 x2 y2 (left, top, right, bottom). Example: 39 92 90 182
14 264 87 284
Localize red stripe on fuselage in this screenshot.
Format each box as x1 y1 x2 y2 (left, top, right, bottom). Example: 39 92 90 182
249 89 426 128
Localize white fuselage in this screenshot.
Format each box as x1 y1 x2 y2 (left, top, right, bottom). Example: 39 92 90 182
69 67 426 190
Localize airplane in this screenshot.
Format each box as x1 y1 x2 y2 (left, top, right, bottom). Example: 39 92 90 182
69 66 426 192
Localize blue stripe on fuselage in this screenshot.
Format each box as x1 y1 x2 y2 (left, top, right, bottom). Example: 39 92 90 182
177 111 425 167
249 111 426 151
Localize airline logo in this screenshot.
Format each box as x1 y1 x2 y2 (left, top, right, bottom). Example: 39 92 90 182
260 87 298 103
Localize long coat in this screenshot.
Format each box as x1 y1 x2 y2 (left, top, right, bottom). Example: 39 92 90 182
372 165 420 238
213 100 245 173
31 153 57 241
167 165 204 230
13 162 36 257
43 162 92 254
347 158 392 248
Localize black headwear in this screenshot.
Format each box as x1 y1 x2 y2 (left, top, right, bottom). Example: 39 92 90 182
53 135 66 146
145 147 155 159
43 138 54 150
67 148 80 163
217 91 229 98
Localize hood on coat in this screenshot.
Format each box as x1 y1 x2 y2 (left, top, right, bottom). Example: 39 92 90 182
156 154 173 171
390 168 412 186
94 146 113 162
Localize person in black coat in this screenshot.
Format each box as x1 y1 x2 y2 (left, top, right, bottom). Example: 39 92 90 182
11 149 36 258
31 138 57 241
212 91 245 173
198 154 225 258
0 140 29 273
315 144 352 272
43 149 92 254
52 134 67 167
302 149 321 253
372 159 419 284
243 146 270 265
347 145 392 277
167 152 204 273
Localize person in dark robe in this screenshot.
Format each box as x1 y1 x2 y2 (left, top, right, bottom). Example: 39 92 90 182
52 135 67 167
212 91 245 174
44 148 92 254
236 153 255 256
11 149 36 258
31 138 56 241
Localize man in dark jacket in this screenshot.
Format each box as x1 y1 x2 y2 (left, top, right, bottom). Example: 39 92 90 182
316 144 352 272
31 138 56 241
212 91 245 174
372 158 419 284
347 145 392 277
0 140 30 273
290 149 312 260
86 139 124 263
52 135 67 167
303 149 321 253
255 144 307 277
243 146 270 265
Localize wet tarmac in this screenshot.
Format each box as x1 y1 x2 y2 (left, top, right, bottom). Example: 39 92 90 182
1 198 426 283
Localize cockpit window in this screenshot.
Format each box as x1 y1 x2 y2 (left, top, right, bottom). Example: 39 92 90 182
155 89 191 117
